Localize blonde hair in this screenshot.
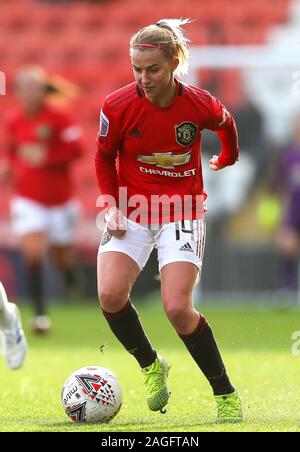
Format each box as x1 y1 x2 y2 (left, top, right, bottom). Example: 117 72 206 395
130 18 190 75
15 65 48 88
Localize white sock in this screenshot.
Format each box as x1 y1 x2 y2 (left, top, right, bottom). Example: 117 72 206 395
0 282 14 329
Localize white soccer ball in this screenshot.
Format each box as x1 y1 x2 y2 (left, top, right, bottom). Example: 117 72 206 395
61 366 122 423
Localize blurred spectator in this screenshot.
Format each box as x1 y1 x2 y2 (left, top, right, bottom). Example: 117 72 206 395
34 1 111 3
233 98 265 171
0 65 84 334
275 116 300 295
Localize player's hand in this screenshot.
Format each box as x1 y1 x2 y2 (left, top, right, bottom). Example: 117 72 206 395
106 207 126 238
209 155 226 171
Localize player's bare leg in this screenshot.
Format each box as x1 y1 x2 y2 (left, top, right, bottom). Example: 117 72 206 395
50 244 81 300
161 262 242 422
98 251 139 313
98 251 170 412
161 262 199 335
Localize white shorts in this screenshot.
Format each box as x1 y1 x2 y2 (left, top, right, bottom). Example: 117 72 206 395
98 218 206 278
11 196 80 245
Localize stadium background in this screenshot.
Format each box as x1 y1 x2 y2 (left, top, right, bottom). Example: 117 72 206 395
0 0 299 303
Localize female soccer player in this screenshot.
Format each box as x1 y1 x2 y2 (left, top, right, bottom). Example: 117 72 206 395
95 19 242 422
1 66 84 333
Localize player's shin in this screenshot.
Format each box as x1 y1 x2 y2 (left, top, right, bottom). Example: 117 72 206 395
26 261 46 316
178 315 235 395
102 300 157 368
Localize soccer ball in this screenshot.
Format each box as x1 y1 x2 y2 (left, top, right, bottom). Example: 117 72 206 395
61 366 122 423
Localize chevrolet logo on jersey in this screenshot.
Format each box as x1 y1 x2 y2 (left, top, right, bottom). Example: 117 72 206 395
137 150 191 169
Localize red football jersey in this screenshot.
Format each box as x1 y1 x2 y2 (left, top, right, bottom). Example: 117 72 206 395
95 80 239 223
4 104 83 206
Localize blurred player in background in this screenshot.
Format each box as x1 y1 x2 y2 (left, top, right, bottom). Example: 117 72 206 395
95 19 242 422
276 117 300 295
0 281 27 369
0 66 84 334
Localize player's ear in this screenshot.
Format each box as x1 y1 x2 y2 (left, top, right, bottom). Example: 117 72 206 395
171 57 179 72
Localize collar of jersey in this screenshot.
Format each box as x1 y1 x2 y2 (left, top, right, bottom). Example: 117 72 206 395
136 79 182 110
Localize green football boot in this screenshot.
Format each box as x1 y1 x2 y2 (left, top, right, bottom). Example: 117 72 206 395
214 390 243 423
142 355 170 413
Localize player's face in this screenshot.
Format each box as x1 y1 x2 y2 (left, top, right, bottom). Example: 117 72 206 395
131 49 177 102
16 76 46 113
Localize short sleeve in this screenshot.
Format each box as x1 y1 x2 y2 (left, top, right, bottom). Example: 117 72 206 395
96 99 121 155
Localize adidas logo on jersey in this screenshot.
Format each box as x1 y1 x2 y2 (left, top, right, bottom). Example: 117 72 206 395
179 243 193 252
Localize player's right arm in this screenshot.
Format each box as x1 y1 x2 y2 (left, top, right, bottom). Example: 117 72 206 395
95 101 125 237
205 94 239 171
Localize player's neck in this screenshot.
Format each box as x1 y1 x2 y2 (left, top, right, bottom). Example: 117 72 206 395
148 79 177 108
23 102 44 117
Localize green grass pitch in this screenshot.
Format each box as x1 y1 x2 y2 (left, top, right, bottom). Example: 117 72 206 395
0 299 299 432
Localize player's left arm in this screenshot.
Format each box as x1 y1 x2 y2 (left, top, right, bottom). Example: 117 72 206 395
207 96 239 171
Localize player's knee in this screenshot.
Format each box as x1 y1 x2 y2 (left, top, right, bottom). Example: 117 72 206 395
164 303 190 329
98 284 128 312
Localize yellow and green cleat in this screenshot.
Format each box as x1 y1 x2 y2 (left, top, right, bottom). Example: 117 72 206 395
215 390 243 423
142 355 171 413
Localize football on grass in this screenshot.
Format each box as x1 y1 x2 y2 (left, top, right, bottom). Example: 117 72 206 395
61 366 122 423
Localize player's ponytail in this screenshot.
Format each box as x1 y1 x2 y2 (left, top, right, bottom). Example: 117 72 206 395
130 18 191 76
46 74 79 107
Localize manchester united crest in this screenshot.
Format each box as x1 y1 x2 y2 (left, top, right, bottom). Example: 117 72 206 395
175 122 198 147
101 232 112 246
36 125 53 140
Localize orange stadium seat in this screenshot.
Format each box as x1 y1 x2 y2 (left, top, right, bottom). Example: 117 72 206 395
4 31 45 65
106 5 155 30
67 3 107 31
225 22 270 45
0 4 28 31
187 22 209 45
28 6 68 32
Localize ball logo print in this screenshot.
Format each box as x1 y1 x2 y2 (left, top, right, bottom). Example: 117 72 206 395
62 366 122 423
66 402 87 423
